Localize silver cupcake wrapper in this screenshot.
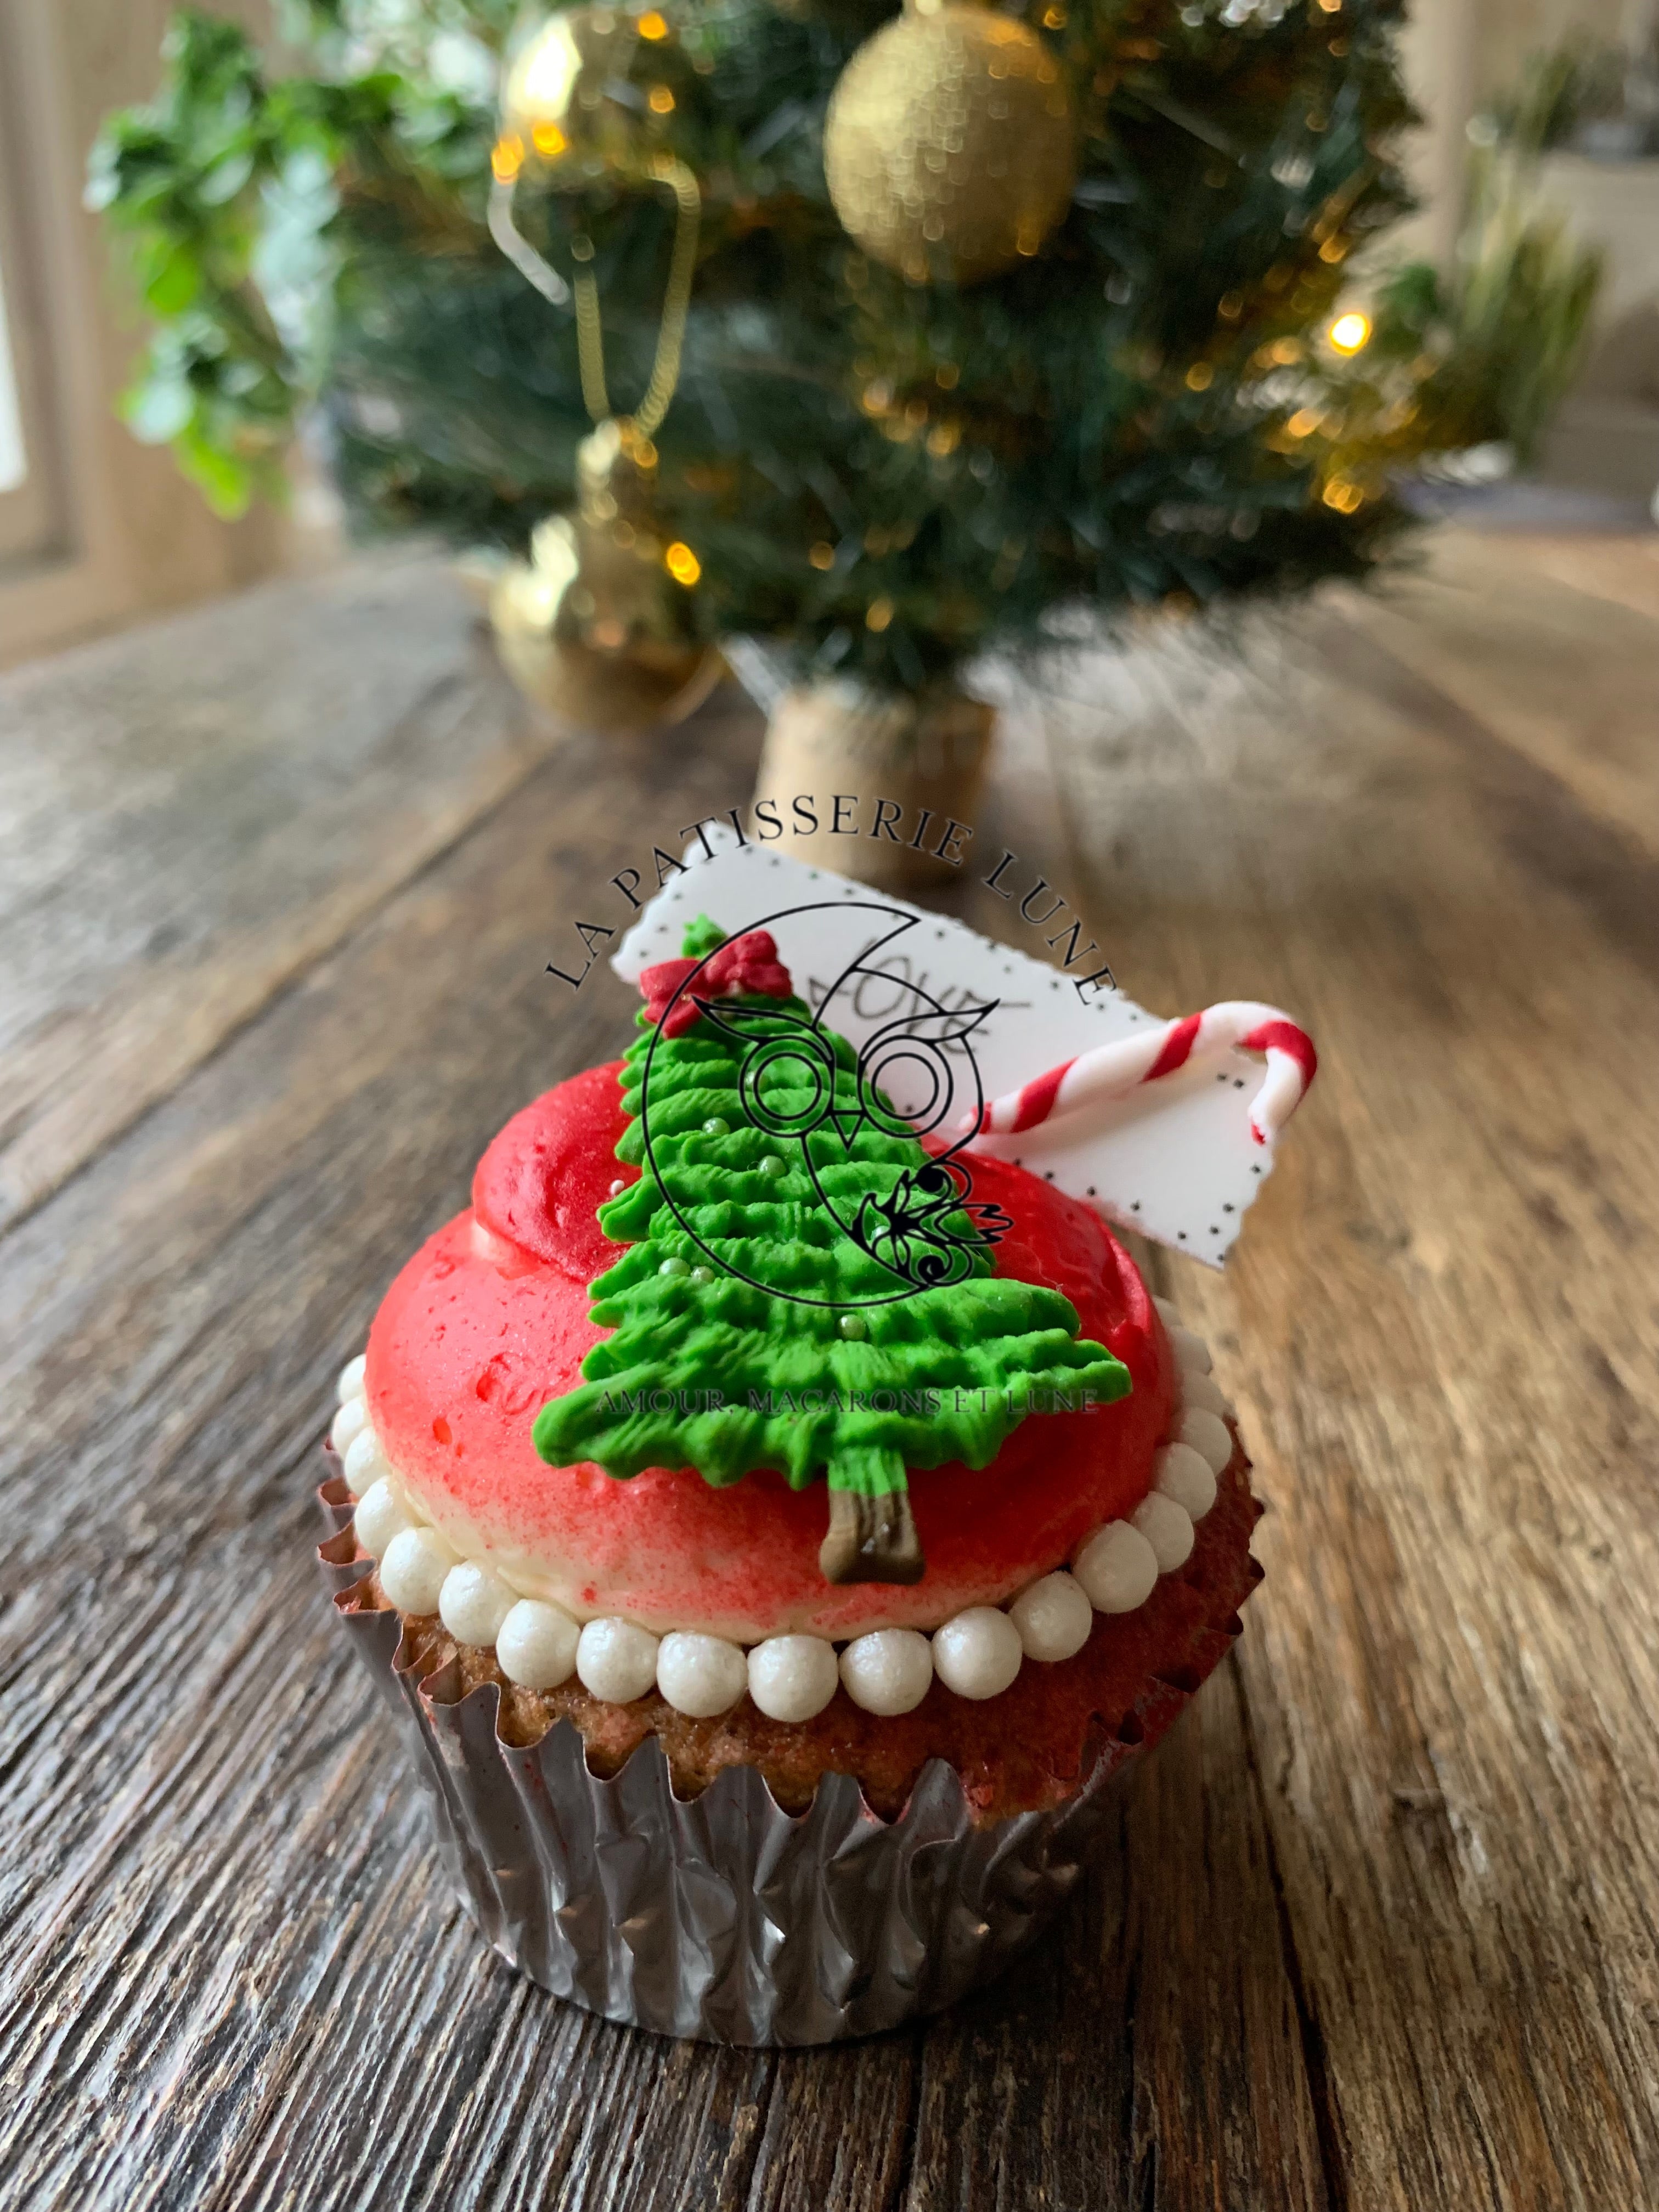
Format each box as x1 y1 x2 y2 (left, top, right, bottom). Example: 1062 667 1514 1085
317 1471 1171 2046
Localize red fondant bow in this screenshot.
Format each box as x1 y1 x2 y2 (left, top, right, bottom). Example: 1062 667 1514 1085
640 929 794 1037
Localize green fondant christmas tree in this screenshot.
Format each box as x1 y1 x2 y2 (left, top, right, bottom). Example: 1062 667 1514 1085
533 918 1129 1583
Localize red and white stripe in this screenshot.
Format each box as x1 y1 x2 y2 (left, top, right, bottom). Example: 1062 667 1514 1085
973 1002 1317 1148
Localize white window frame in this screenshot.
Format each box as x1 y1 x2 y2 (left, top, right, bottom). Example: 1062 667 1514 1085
0 0 138 662
0 0 281 669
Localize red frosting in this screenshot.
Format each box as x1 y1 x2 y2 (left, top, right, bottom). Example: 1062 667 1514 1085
365 1062 1176 1641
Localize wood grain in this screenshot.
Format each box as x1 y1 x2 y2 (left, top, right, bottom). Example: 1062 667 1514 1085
1344 527 1659 857
1049 585 1659 2211
2 534 1655 2209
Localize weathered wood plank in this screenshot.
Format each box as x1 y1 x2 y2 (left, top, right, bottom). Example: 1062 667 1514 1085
0 555 558 1229
1047 591 1659 2210
1343 527 1659 857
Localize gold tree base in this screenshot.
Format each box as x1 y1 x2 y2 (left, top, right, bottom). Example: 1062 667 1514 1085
754 680 995 889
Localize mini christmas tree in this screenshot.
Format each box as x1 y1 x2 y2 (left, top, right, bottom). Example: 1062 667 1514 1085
533 918 1130 1581
91 1 1431 690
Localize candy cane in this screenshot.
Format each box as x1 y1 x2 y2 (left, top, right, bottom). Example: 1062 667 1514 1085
973 1002 1317 1148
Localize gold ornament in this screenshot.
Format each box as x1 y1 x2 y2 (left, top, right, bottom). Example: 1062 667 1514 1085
489 4 698 344
486 7 713 731
823 0 1076 286
490 421 722 735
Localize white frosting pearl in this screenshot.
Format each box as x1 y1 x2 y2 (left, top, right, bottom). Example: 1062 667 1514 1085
576 1618 660 1705
747 1635 840 1723
496 1599 580 1690
352 1476 413 1558
1178 1407 1233 1477
1074 1521 1160 1613
329 1397 368 1457
839 1628 934 1716
379 1525 459 1615
1153 1295 1180 1327
1132 1491 1196 1572
1008 1571 1094 1662
1181 1368 1231 1417
438 1560 517 1648
932 1607 1024 1701
336 1353 367 1403
342 1426 390 1498
656 1630 748 1717
1154 1441 1218 1521
1169 1325 1212 1374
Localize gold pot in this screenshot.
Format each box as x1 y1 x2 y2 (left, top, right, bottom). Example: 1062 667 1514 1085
753 680 995 889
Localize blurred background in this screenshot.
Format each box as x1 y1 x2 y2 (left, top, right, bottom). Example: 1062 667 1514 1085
2 0 1656 684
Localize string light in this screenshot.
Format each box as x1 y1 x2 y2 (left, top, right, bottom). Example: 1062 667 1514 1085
637 9 670 36
492 134 524 182
665 542 701 585
809 541 835 569
866 597 895 631
1329 310 1372 354
648 84 675 112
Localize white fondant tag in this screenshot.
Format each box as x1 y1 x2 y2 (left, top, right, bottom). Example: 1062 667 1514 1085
612 839 1298 1266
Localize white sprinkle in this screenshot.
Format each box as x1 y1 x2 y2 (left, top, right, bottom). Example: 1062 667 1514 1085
438 1560 517 1649
342 1426 390 1498
932 1607 1024 1700
352 1476 413 1558
1170 1325 1212 1375
1153 1295 1180 1327
1181 1368 1231 1418
1178 1407 1233 1477
1154 1441 1218 1520
1073 1521 1160 1613
496 1599 580 1689
1132 1492 1196 1572
577 1618 661 1704
839 1628 934 1716
1008 1571 1094 1662
336 1353 367 1404
329 1397 368 1457
747 1635 840 1723
379 1525 459 1614
657 1630 748 1717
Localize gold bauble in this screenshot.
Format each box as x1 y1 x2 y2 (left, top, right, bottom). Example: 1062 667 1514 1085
501 7 656 177
823 0 1076 286
490 422 722 735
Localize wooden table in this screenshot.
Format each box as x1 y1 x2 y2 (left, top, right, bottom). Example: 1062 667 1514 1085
3 532 1657 2209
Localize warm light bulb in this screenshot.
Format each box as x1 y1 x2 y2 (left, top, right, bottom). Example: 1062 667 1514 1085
665 542 701 586
1329 311 1372 356
503 20 585 139
637 9 669 35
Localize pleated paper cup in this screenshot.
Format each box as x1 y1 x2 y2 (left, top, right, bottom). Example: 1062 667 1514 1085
316 1463 1250 2047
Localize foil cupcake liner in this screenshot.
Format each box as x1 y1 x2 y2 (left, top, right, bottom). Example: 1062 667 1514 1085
317 1475 1155 2046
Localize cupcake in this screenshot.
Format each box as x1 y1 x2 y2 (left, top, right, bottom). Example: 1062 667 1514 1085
319 915 1268 2043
